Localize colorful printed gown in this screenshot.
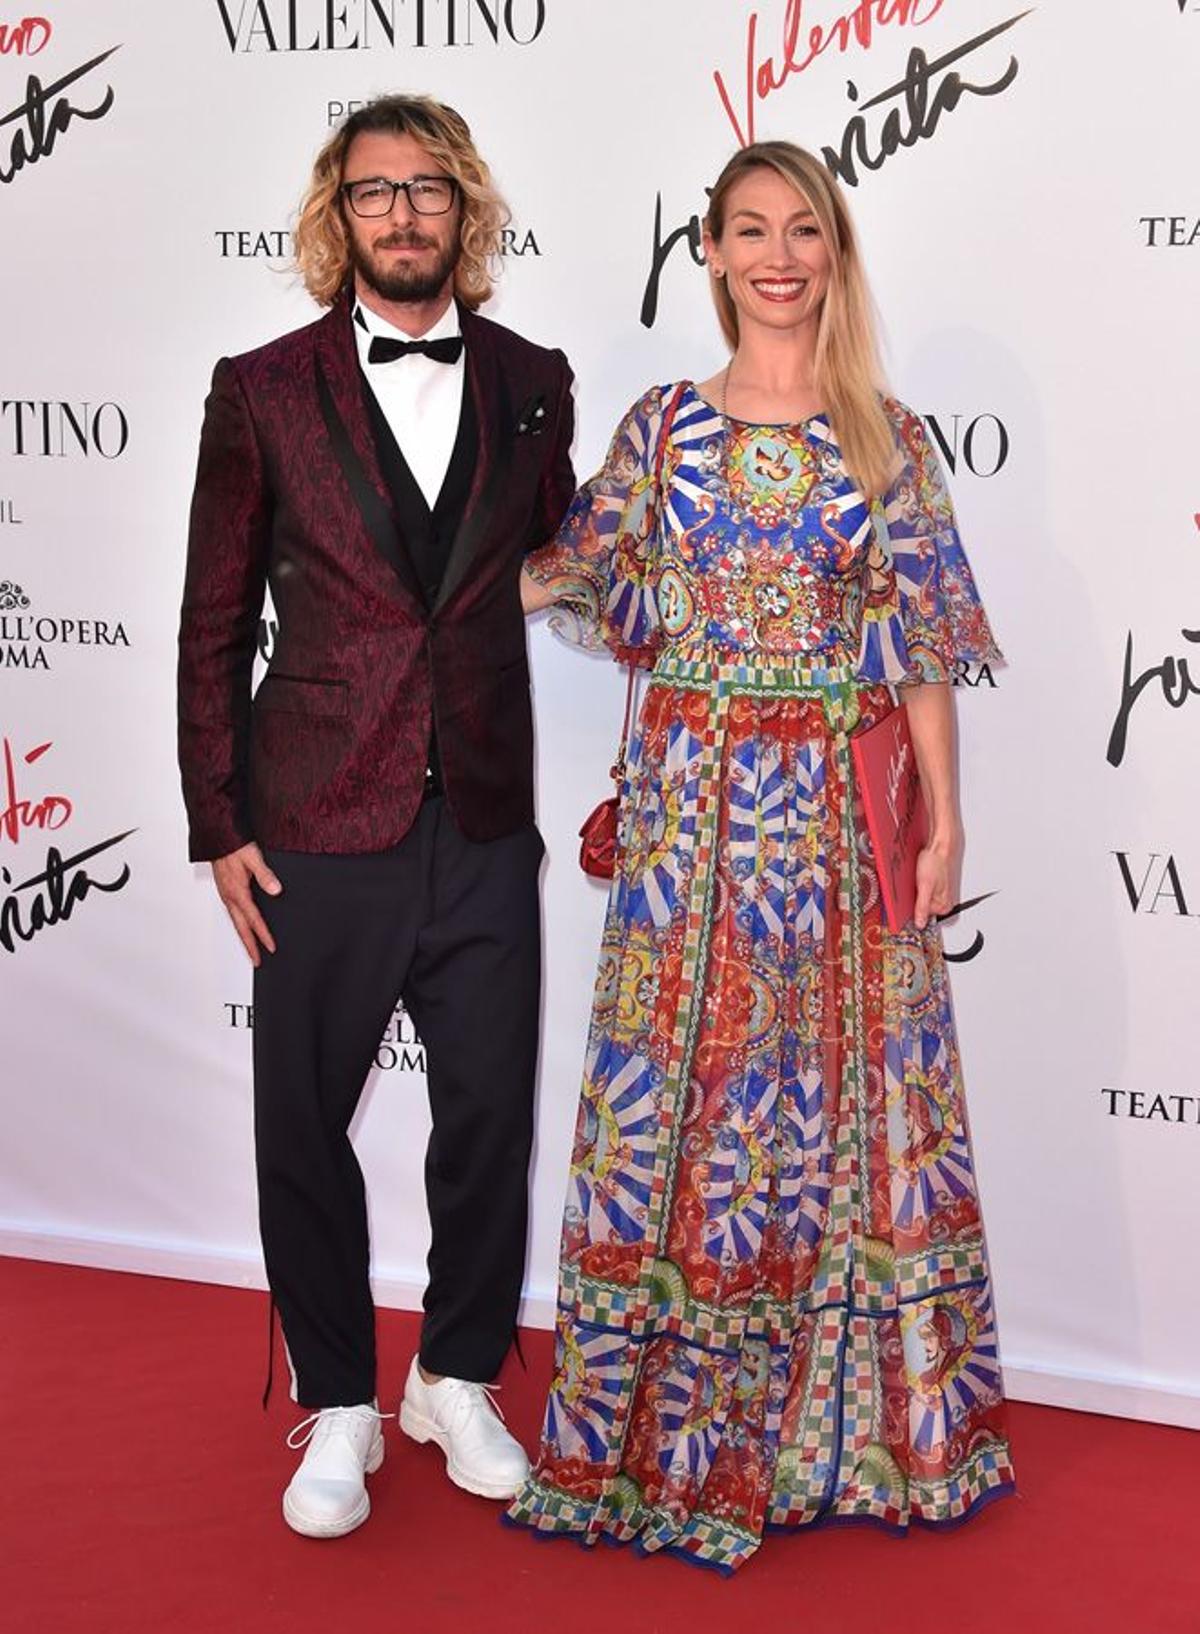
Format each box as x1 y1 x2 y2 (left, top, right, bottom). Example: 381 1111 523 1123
507 383 1015 1573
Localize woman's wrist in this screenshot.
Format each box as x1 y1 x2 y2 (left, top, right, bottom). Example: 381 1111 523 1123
925 813 964 853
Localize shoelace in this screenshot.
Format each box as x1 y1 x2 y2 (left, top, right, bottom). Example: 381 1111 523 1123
286 1404 388 1452
438 1379 507 1435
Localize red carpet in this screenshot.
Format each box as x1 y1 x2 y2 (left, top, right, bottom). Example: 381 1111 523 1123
2 1256 1194 1634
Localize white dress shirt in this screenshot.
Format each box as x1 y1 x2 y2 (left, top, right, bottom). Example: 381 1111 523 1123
353 299 465 511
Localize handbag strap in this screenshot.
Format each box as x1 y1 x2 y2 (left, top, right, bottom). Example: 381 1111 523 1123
609 663 639 782
653 380 688 490
611 380 689 782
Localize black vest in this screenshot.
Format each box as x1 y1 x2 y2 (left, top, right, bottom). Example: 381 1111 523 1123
360 365 480 787
360 371 479 607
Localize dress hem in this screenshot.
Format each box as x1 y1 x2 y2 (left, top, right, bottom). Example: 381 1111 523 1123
502 1477 1018 1575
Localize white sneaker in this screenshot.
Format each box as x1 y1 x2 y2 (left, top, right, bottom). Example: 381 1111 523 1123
398 1358 529 1500
282 1403 386 1538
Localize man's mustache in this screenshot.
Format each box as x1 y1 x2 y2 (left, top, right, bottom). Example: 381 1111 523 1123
372 232 437 251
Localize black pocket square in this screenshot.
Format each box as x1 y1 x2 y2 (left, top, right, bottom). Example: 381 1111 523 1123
515 393 548 436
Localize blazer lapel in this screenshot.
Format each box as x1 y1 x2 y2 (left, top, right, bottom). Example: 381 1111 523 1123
433 306 514 614
311 294 425 608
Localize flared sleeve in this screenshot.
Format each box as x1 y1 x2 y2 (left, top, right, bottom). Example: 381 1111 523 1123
855 399 1003 685
525 384 673 660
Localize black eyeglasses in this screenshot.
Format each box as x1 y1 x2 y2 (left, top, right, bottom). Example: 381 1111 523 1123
340 175 459 218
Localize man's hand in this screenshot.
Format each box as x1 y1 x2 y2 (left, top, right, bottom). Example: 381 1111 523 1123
211 842 282 966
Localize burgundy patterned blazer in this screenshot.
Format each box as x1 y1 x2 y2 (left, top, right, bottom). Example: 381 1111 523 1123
177 292 575 860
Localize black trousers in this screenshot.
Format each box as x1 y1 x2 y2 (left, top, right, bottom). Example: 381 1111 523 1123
251 796 543 1407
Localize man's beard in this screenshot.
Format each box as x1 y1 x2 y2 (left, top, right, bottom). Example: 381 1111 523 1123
350 227 460 304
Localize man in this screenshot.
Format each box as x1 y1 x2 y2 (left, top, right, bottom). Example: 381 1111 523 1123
177 94 575 1538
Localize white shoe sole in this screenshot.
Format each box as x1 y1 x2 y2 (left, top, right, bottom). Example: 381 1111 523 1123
282 1436 385 1539
398 1401 526 1500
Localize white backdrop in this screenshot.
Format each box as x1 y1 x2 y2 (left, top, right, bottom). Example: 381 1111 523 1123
3 0 1199 1429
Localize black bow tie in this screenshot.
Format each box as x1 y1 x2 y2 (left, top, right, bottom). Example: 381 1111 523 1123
367 334 464 365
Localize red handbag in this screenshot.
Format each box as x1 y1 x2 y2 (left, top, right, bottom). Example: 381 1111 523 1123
577 384 687 880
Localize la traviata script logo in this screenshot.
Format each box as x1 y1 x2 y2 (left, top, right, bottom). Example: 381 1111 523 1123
1107 623 1198 767
1106 516 1200 766
940 889 996 964
216 0 547 51
643 2 1030 326
0 732 134 955
0 16 119 188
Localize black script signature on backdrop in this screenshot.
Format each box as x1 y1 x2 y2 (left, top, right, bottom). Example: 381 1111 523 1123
0 733 134 953
1106 625 1200 768
940 890 996 964
0 831 134 954
824 11 1027 189
0 44 119 186
641 10 1029 327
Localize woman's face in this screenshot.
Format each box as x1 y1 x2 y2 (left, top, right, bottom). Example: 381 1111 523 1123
706 167 832 338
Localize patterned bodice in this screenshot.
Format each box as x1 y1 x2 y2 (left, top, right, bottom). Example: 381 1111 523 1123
652 388 880 662
530 382 1001 687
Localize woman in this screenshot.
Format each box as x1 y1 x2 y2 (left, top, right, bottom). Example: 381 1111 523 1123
509 142 1014 1573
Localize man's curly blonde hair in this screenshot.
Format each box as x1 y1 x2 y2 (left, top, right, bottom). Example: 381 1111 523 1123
294 94 509 309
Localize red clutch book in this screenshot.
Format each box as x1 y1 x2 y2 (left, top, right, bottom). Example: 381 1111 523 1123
851 705 930 932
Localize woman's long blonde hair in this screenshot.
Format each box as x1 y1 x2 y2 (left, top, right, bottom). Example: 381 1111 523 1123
293 94 509 310
706 142 896 497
